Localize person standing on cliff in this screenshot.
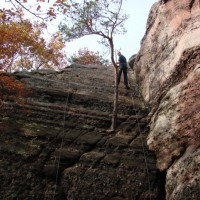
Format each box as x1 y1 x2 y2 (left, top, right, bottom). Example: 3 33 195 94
117 51 130 89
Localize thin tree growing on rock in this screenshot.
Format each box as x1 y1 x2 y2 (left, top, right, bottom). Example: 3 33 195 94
59 0 128 130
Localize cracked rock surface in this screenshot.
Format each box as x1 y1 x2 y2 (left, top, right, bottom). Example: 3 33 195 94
133 1 200 199
0 65 164 200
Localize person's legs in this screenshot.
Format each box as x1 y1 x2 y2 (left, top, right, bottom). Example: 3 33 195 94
123 68 129 88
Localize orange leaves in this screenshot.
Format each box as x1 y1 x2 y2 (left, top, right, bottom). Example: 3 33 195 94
47 8 56 17
63 8 67 14
0 9 67 71
0 74 25 96
0 9 18 23
69 48 107 66
0 73 29 108
36 5 41 11
8 0 69 20
0 17 35 71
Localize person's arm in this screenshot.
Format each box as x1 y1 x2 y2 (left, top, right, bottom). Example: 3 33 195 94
116 57 120 65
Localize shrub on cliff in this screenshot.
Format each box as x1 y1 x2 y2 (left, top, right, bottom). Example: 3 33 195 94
0 73 30 109
68 48 109 66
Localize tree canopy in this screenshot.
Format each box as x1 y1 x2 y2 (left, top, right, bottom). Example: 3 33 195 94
0 7 67 72
68 47 109 65
4 0 68 20
0 1 68 108
59 0 128 68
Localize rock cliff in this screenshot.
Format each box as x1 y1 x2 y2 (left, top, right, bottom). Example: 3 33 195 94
1 1 200 199
132 0 200 199
0 65 165 199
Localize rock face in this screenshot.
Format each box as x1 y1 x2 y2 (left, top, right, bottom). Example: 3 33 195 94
0 65 165 199
134 0 200 199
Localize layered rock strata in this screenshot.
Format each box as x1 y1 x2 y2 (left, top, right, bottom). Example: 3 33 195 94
0 65 165 199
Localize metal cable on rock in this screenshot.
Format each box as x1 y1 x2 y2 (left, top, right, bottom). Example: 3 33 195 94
129 83 152 200
52 74 72 200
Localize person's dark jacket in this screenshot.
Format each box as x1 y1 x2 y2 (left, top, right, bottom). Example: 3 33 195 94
118 55 127 68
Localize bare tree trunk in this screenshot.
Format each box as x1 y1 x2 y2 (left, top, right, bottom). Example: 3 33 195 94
109 38 119 131
111 67 118 131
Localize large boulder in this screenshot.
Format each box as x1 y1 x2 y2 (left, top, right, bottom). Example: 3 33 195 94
128 54 137 69
135 1 200 199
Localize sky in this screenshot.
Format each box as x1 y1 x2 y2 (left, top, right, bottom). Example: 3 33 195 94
2 0 158 61
62 0 158 60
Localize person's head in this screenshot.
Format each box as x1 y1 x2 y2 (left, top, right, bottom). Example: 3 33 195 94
117 51 121 56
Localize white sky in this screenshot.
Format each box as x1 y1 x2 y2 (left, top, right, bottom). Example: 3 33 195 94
61 0 158 60
2 0 158 61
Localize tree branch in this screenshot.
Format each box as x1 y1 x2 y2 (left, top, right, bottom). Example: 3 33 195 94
11 0 47 20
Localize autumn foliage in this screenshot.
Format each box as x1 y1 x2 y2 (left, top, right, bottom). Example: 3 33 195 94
0 73 29 108
7 0 69 20
0 2 68 110
0 9 67 72
69 48 109 65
